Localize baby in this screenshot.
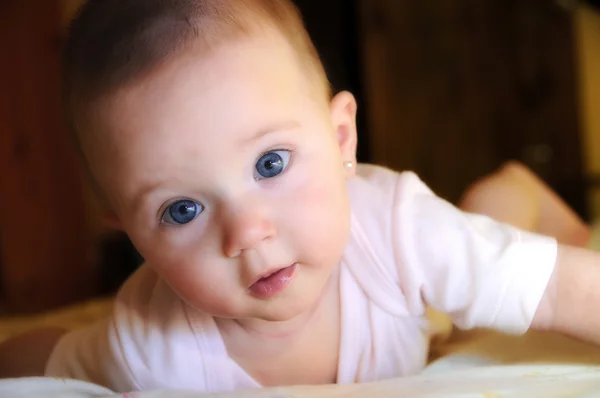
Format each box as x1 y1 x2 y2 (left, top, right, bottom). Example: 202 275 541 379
2 0 600 393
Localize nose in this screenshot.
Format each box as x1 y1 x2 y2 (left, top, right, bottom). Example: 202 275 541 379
221 203 276 258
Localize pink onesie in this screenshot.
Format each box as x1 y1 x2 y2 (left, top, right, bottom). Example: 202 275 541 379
45 164 557 392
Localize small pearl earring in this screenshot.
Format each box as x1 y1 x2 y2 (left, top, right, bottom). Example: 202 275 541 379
344 161 354 169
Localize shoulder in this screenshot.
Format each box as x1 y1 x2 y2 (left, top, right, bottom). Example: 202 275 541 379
111 265 220 389
347 163 438 234
114 263 178 318
349 164 433 207
47 267 234 391
342 164 432 315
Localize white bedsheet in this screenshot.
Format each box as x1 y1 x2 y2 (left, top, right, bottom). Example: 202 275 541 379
2 364 600 398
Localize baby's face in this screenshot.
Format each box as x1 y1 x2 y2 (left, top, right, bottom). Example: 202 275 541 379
92 31 357 322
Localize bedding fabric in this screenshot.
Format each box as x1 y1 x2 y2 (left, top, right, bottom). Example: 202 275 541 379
2 364 600 398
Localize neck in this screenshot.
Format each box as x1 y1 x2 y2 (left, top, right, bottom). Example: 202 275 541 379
236 305 318 339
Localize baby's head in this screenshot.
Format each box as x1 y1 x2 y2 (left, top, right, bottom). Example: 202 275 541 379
64 0 358 322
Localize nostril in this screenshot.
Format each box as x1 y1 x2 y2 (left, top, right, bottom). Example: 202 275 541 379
225 246 242 258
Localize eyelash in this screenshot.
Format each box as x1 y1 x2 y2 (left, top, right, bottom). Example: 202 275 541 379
254 148 293 180
257 147 293 160
159 198 203 224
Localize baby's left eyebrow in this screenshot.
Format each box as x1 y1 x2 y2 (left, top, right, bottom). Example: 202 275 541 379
240 120 301 146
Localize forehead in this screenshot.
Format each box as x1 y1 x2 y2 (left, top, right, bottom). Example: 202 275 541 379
106 29 323 136
93 30 328 196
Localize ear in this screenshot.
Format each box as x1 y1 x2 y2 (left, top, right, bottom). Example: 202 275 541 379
101 211 124 231
329 91 358 176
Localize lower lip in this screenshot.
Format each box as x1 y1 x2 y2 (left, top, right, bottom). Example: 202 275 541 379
249 264 296 299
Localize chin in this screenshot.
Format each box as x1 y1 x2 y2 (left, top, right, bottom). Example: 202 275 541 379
261 308 303 322
259 293 319 322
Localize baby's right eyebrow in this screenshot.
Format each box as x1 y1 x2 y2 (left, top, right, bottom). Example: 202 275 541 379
129 179 165 215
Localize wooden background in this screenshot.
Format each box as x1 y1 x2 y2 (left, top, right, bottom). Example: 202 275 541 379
0 0 99 313
356 0 585 208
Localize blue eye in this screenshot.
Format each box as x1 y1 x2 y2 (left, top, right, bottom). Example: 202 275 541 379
162 200 203 225
254 150 291 180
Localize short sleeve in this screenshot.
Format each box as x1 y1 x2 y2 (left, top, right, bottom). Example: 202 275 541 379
45 269 146 391
45 316 134 391
391 172 558 334
45 266 207 392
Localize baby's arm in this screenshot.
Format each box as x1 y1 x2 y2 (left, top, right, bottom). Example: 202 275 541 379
459 161 590 247
0 327 66 377
532 244 600 345
457 163 600 341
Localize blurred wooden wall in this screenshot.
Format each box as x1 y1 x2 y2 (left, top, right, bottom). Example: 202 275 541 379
576 5 600 219
358 0 586 215
0 0 99 313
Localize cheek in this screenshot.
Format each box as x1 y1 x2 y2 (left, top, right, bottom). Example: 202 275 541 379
131 232 243 315
284 166 350 255
130 217 213 267
167 271 239 316
154 256 243 317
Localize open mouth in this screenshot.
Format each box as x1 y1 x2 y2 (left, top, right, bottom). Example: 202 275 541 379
249 263 297 299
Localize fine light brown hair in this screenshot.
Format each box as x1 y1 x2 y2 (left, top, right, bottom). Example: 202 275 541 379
62 0 331 153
